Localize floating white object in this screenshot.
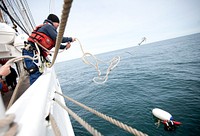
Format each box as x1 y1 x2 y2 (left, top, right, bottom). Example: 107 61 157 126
152 108 182 127
152 108 173 121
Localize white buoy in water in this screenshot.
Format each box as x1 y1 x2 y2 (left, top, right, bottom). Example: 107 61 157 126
152 108 173 121
152 108 181 125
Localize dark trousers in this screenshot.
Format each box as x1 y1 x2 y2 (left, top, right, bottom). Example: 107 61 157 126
22 49 42 85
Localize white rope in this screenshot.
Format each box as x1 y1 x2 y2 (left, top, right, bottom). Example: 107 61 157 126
54 98 102 136
31 42 42 67
49 0 73 67
76 39 121 84
93 56 120 84
55 91 148 136
6 55 37 65
6 45 43 70
6 48 44 73
0 114 18 136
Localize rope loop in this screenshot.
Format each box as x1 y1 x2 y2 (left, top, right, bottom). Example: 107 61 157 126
75 38 121 84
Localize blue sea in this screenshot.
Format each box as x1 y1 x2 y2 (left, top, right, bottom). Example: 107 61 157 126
55 33 200 136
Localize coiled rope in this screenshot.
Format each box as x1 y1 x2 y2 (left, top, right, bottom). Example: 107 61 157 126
0 114 18 136
49 0 73 67
76 39 121 84
55 91 148 136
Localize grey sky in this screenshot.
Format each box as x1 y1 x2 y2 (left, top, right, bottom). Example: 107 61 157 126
28 0 200 61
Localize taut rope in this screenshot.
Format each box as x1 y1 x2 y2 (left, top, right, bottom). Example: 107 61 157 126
49 0 73 67
55 91 148 136
49 113 61 136
54 98 102 136
0 114 18 136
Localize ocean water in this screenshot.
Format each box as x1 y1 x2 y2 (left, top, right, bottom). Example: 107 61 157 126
55 33 200 136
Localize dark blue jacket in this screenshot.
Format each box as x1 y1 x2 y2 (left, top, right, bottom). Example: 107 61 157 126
37 19 72 49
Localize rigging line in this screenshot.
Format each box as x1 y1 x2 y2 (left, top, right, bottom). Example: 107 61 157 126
49 0 55 14
49 0 73 67
6 0 21 19
0 1 15 23
48 0 51 14
1 1 28 32
0 3 29 35
23 0 35 27
19 0 35 30
49 113 61 136
1 0 17 30
55 91 148 136
14 0 32 33
6 0 29 33
54 98 102 136
7 0 22 27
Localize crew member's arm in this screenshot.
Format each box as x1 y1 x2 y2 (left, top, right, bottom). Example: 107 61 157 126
0 64 11 76
40 24 75 49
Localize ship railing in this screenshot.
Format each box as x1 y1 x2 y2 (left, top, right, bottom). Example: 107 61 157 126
4 67 74 136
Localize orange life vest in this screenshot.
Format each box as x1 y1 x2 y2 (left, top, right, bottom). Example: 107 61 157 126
28 24 55 50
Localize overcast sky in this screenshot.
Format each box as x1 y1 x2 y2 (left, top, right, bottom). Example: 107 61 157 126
28 0 200 62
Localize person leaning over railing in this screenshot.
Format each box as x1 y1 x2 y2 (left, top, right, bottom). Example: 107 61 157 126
22 14 76 85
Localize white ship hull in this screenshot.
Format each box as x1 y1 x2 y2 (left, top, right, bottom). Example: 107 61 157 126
0 23 74 136
6 67 74 136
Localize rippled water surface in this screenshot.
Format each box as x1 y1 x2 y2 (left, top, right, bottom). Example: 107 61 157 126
55 33 200 136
